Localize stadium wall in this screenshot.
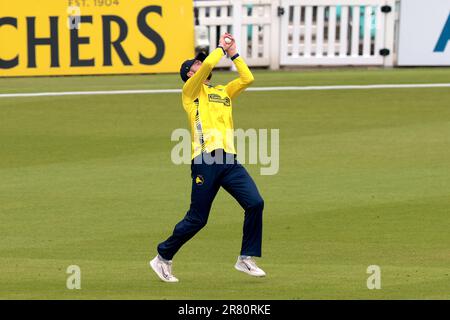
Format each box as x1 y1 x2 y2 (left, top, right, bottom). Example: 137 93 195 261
1 0 448 77
0 0 195 77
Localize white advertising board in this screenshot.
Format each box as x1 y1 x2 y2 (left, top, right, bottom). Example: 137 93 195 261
398 0 450 66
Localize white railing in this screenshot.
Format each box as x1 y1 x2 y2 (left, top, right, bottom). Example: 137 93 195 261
194 0 396 68
194 0 276 68
279 0 396 66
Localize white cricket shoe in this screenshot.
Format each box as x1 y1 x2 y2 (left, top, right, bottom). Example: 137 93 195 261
149 255 179 283
234 256 266 277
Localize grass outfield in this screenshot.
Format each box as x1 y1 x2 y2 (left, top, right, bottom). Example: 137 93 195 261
0 68 449 299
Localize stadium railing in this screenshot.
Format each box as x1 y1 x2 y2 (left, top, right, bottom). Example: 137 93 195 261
194 0 397 69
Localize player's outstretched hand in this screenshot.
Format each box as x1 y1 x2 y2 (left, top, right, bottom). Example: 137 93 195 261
219 33 234 51
226 36 237 57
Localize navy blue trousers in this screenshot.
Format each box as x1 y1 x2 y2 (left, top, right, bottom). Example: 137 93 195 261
157 150 264 260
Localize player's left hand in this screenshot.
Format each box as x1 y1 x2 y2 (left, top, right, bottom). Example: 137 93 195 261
219 33 234 51
224 33 237 57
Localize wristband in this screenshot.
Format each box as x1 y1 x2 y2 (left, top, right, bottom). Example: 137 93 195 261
230 53 240 61
217 46 226 55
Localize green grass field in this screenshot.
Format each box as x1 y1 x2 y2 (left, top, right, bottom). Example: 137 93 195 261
0 68 449 299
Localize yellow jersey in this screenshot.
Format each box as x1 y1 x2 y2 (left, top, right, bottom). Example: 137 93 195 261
182 48 254 159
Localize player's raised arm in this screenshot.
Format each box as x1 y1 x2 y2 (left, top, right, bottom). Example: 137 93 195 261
224 37 255 100
182 34 234 100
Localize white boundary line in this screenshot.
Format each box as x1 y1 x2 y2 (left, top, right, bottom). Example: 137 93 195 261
0 83 449 98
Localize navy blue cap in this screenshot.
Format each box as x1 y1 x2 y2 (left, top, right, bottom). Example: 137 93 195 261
180 51 208 82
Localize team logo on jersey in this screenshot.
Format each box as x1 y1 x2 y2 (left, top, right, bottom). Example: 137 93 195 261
208 94 230 106
195 175 204 186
